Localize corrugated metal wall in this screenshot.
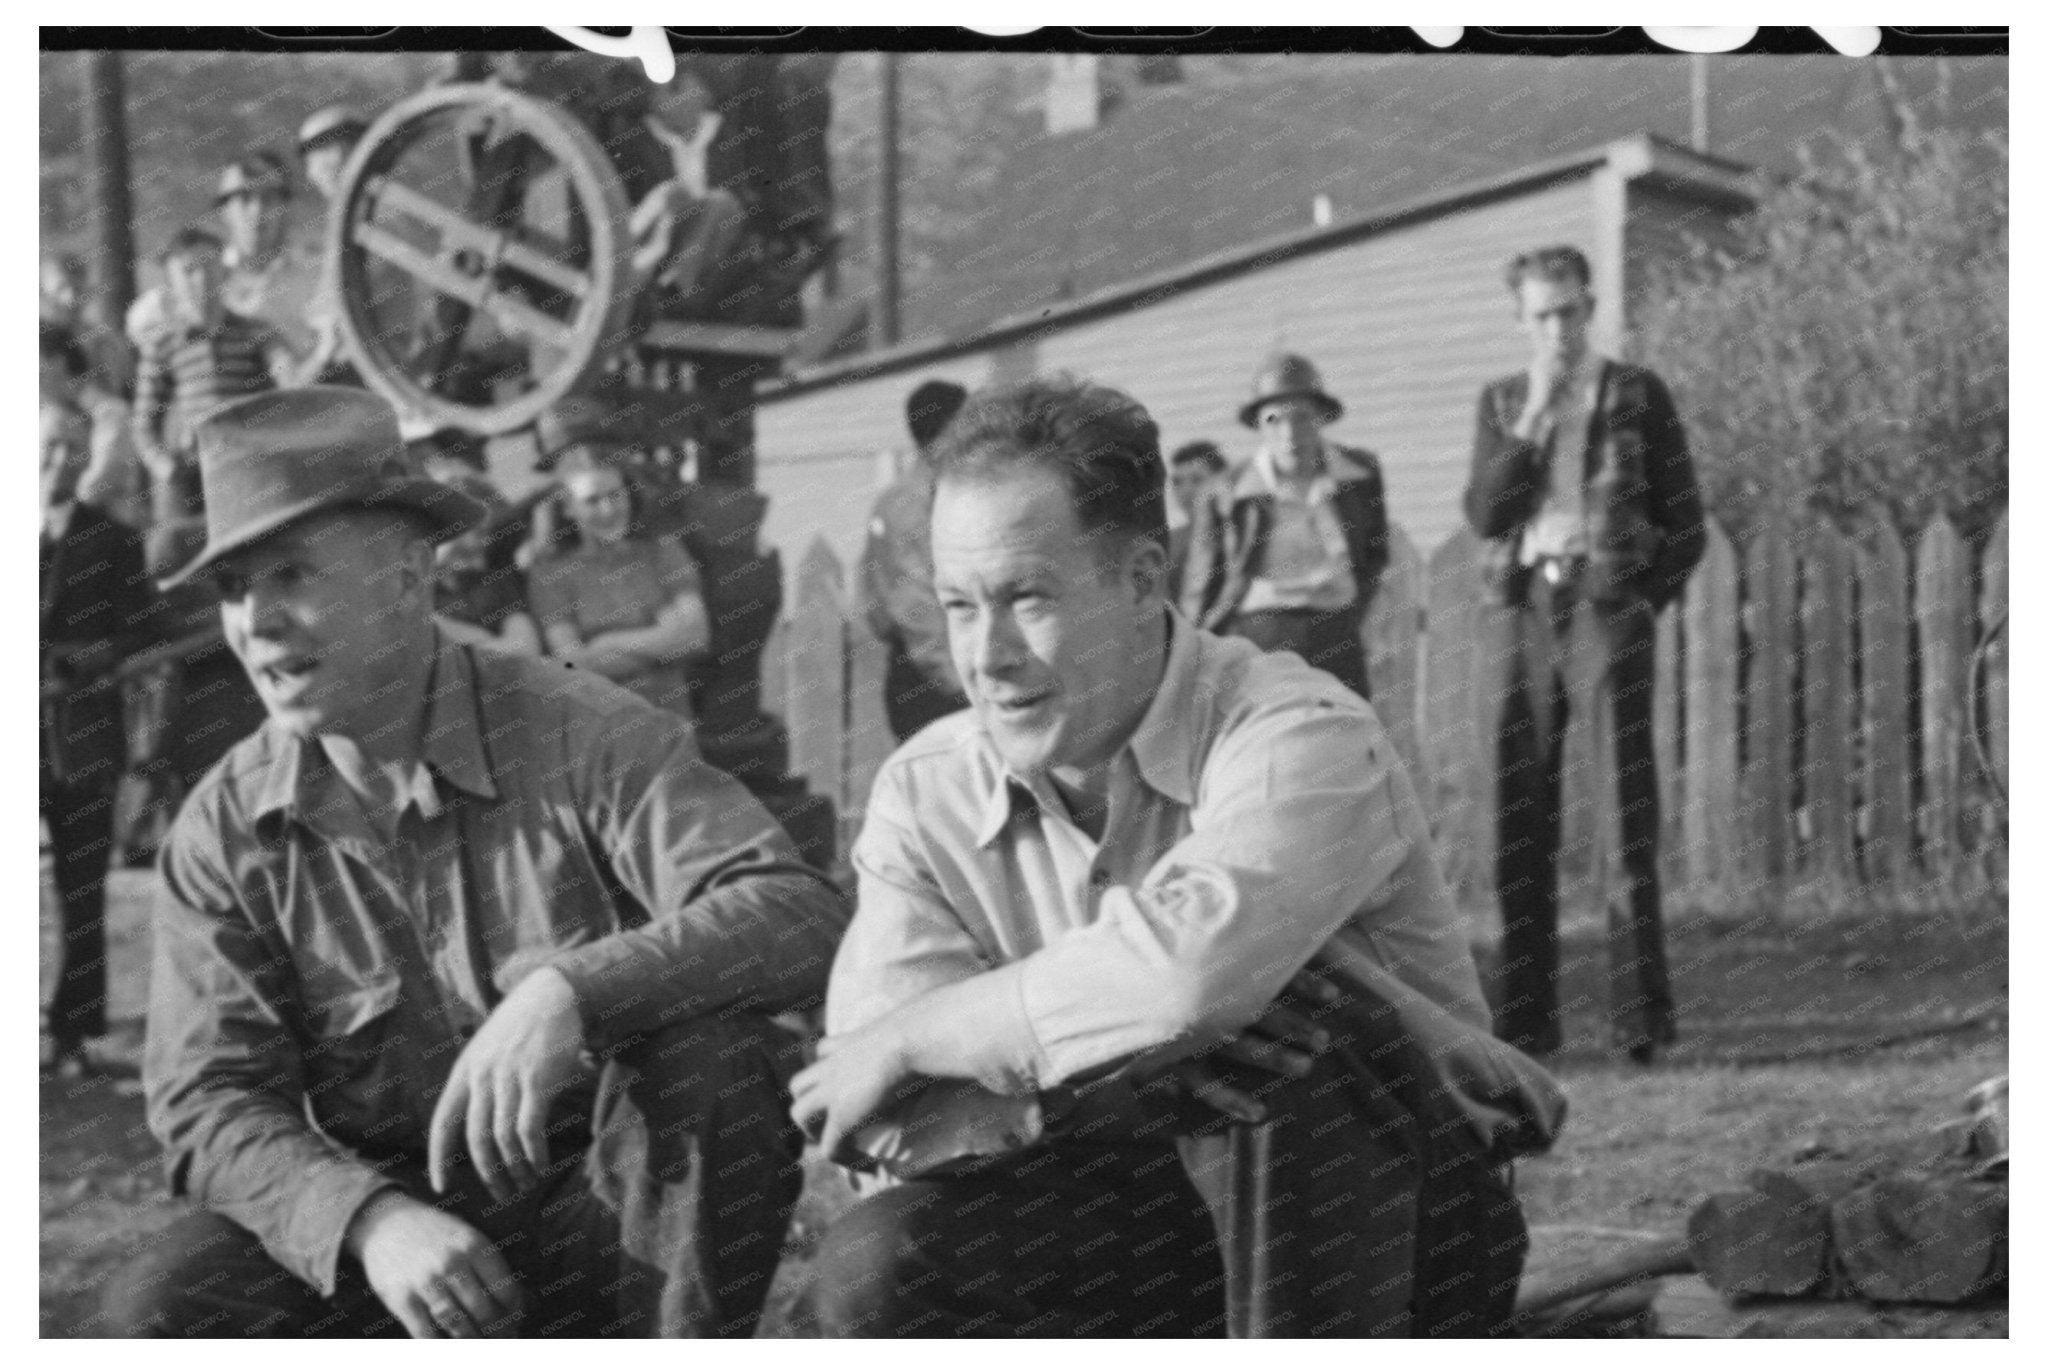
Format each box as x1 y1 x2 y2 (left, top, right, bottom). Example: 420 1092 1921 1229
756 173 1607 584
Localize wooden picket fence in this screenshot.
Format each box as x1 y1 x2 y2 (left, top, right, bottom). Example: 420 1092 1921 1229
762 508 2008 919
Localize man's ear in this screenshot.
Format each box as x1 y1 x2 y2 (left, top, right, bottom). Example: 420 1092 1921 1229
1125 534 1170 604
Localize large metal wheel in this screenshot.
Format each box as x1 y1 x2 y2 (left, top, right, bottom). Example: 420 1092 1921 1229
328 83 637 436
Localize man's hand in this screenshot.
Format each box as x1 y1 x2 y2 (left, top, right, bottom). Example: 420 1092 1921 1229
1517 350 1571 438
1138 968 1341 1126
788 1020 928 1164
427 967 595 1203
347 1191 526 1338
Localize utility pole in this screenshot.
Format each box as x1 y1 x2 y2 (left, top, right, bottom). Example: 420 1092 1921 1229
1690 54 1713 154
78 51 137 326
874 52 901 349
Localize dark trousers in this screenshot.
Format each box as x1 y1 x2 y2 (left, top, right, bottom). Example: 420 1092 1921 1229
1229 605 1371 701
101 1014 805 1338
809 1144 1229 1337
1493 578 1674 1056
41 780 115 1050
1179 1052 1528 1336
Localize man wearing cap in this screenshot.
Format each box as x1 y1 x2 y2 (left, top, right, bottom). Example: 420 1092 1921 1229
858 379 971 744
296 107 371 386
1181 354 1389 701
1463 245 1705 1063
104 387 849 1338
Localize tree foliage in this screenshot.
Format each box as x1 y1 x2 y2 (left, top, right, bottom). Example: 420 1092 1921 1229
1637 62 2007 542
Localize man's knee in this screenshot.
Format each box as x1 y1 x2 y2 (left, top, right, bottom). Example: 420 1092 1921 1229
601 1012 805 1183
100 1212 299 1338
808 1185 953 1338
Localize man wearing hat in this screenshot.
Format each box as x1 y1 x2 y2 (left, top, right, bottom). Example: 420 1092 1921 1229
105 387 850 1338
1181 353 1389 701
296 106 372 386
213 151 325 361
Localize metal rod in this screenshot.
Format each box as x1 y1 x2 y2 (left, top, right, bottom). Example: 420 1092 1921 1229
1690 54 1713 154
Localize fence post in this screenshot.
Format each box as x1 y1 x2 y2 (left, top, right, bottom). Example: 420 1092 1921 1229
1738 509 1796 909
785 539 848 835
1423 530 1491 912
1364 525 1424 781
1797 518 1857 904
843 605 895 854
1855 515 1914 886
1682 518 1739 912
1979 509 2008 821
1915 514 1970 891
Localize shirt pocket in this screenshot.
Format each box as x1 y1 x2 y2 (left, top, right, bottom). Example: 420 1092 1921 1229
297 971 415 1149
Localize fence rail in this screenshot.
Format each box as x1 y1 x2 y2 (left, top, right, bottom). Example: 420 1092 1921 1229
764 507 2008 917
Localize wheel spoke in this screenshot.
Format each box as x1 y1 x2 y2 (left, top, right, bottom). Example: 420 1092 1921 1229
366 176 591 299
353 221 575 350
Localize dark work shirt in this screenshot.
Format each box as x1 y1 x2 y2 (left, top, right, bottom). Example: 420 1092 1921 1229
144 630 849 1294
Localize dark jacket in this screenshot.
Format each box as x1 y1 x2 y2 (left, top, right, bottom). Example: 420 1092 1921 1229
1181 443 1391 631
1462 359 1705 611
41 502 154 789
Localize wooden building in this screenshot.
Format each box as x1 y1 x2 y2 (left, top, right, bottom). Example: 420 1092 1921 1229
753 133 1754 580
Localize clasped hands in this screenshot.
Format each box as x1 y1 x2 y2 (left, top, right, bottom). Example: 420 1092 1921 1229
790 968 1344 1167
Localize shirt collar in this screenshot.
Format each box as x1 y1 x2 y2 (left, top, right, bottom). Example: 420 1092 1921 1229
969 607 1200 848
250 629 499 829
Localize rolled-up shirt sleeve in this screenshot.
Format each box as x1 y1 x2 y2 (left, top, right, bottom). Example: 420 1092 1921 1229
979 697 1422 1093
547 710 851 1048
145 821 401 1297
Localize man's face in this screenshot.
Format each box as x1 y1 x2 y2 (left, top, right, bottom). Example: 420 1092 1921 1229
302 144 353 203
213 510 432 743
40 259 79 322
1168 460 1219 517
933 463 1165 785
164 248 225 325
1254 397 1327 477
1517 274 1595 371
219 190 287 258
40 407 89 509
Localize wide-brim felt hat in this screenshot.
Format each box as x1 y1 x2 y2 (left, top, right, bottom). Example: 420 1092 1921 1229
1238 351 1344 428
214 156 293 206
297 104 368 154
158 387 488 590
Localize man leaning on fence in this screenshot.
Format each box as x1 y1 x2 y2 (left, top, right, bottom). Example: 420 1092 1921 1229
792 375 1563 1338
1463 244 1706 1064
103 387 849 1338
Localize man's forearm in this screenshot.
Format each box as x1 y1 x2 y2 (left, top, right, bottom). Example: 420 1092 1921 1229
873 966 1043 1093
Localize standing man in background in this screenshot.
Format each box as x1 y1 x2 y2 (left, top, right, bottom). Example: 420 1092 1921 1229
859 379 971 743
1182 353 1388 700
1463 244 1705 1063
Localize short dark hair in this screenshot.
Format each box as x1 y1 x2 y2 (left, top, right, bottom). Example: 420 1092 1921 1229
39 321 90 380
929 374 1168 563
161 227 225 265
1169 440 1227 475
1505 244 1592 294
905 379 968 451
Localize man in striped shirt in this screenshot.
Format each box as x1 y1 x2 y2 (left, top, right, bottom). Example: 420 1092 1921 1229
131 227 294 571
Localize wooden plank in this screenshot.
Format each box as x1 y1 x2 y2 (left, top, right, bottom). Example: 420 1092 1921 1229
842 612 896 853
1856 516 1914 885
641 319 803 357
758 616 789 722
1976 512 2008 862
1651 1274 2006 1339
1422 530 1488 909
1915 515 1970 888
1798 520 1857 899
1682 521 1740 911
1363 524 1423 781
784 538 847 808
1739 511 1796 906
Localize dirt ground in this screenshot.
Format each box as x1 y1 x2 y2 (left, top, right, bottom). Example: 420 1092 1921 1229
40 868 2007 1338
